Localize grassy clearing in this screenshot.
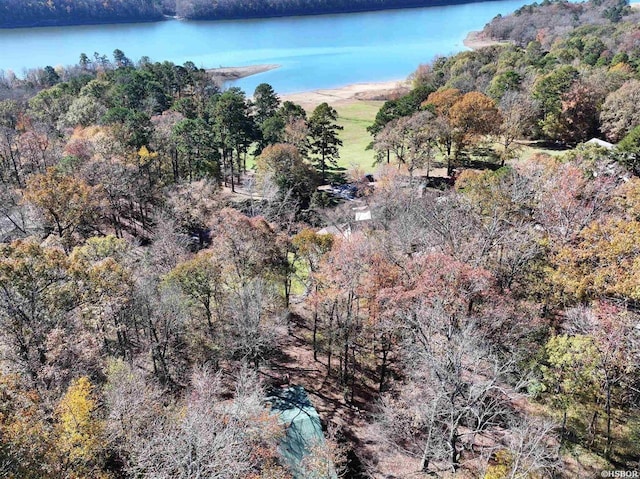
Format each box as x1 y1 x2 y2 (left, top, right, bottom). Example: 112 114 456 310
516 143 571 161
334 100 383 173
245 99 381 175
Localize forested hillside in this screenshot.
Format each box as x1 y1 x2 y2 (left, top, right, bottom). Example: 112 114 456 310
171 0 488 20
0 0 639 477
0 0 164 28
0 0 487 28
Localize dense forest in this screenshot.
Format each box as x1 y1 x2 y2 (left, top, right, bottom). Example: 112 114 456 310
0 0 165 28
0 0 489 28
0 0 640 477
169 0 490 21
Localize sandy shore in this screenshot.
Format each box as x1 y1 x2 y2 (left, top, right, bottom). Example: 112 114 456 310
463 30 511 50
281 79 411 109
207 63 280 81
206 62 410 108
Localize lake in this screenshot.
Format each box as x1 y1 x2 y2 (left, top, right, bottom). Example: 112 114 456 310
0 0 531 94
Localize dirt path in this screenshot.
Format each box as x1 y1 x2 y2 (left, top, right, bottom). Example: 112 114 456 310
261 309 425 478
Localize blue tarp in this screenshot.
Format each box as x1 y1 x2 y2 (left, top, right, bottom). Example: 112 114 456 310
267 386 338 479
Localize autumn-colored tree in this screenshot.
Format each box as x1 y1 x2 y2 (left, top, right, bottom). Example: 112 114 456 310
23 167 103 250
450 91 501 139
208 208 289 290
541 334 602 441
0 240 75 386
423 87 463 117
373 110 437 180
256 143 319 210
424 89 500 175
311 235 372 396
423 88 463 175
69 236 135 357
534 158 617 246
54 376 110 478
553 218 640 302
600 79 640 142
17 128 59 176
164 250 223 338
0 372 53 479
557 81 600 145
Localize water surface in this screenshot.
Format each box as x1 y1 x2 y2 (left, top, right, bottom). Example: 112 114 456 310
0 1 531 93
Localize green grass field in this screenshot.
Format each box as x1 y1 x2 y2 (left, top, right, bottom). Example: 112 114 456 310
245 99 382 175
332 102 571 175
334 100 383 172
249 99 571 178
517 143 569 161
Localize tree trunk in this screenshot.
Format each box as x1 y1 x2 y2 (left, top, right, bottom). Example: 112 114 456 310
283 275 291 308
379 345 389 393
230 150 235 193
605 378 612 457
588 410 598 447
450 429 459 471
313 285 319 362
327 305 334 375
350 344 356 403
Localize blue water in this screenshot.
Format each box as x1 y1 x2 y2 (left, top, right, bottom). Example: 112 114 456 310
0 1 531 93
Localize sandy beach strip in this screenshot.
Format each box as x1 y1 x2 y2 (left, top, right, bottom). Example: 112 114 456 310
207 63 280 81
206 62 410 108
280 79 411 109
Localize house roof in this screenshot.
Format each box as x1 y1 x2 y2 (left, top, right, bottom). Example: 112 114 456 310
585 138 614 149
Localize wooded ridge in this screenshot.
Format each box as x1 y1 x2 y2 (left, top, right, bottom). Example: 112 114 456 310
0 0 493 28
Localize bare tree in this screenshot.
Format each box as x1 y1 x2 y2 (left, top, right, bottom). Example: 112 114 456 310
480 416 560 479
227 279 286 368
125 366 285 479
378 307 518 474
498 91 537 166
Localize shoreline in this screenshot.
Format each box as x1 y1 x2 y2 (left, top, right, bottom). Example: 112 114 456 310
280 80 411 109
463 30 512 50
207 64 281 81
